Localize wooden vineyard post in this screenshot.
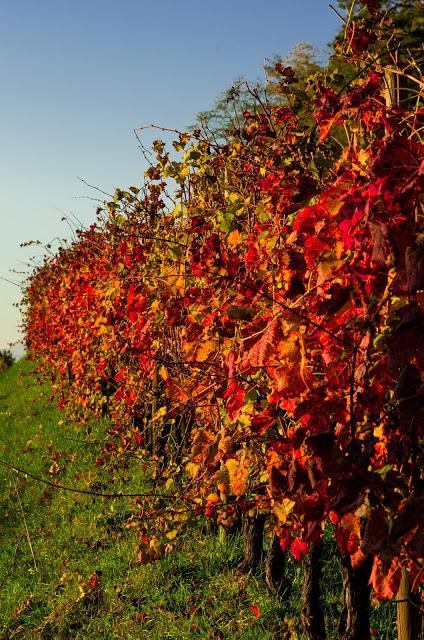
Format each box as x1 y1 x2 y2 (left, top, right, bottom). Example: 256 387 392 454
396 567 424 640
397 568 411 640
383 43 399 111
384 66 399 109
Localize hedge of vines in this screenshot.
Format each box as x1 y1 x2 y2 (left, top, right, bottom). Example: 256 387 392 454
24 2 424 637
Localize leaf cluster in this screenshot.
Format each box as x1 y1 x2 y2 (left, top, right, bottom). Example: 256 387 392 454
23 2 424 604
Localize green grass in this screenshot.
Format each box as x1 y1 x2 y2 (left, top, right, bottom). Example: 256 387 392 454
0 361 396 639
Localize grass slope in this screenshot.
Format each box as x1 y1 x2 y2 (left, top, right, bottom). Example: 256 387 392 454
0 361 396 639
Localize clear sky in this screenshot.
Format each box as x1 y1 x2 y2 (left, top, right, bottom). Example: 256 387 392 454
0 0 341 350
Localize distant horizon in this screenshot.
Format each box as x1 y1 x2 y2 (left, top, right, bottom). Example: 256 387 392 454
0 342 26 360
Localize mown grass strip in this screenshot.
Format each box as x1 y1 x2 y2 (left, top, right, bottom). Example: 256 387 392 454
0 361 396 639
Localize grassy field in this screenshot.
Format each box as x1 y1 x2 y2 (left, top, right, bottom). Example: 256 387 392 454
0 360 396 639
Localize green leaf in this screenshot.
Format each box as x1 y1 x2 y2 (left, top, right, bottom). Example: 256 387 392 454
228 306 255 321
217 211 234 232
113 188 123 203
170 245 183 258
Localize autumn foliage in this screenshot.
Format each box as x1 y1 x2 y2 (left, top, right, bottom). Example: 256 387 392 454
24 0 424 609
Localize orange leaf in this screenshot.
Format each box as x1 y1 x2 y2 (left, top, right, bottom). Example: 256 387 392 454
226 458 249 497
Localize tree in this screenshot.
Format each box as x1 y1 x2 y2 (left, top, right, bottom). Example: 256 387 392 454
0 349 15 373
190 42 323 140
191 76 261 142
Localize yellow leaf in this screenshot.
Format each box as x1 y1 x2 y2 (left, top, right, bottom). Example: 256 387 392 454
272 498 295 524
172 203 181 216
100 338 113 351
173 512 189 523
335 240 344 260
149 537 161 552
159 365 168 380
238 412 252 428
152 406 167 421
185 462 200 478
166 529 178 540
259 470 268 483
196 339 215 362
373 424 383 439
174 275 185 294
357 149 368 167
226 458 249 497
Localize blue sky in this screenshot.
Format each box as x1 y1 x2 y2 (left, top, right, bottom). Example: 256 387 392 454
0 0 341 349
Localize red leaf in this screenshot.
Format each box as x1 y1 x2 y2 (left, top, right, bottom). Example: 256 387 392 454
347 24 375 55
303 236 328 269
114 367 128 383
335 513 361 557
114 387 124 401
369 557 402 600
246 317 280 368
87 572 100 588
359 0 381 12
361 508 391 559
290 538 309 561
251 408 275 435
223 379 245 422
246 240 260 269
190 215 210 233
250 603 260 619
269 466 286 497
279 529 293 552
293 206 321 234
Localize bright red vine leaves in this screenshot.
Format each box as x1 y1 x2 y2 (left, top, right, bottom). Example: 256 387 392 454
23 3 424 603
